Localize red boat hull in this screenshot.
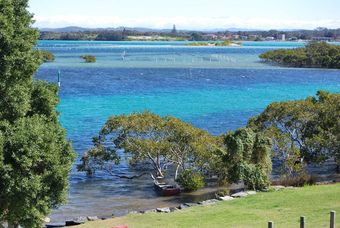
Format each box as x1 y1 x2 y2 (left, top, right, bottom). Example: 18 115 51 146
161 187 181 196
154 181 181 196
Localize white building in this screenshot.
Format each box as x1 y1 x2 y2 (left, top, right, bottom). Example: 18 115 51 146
278 34 286 41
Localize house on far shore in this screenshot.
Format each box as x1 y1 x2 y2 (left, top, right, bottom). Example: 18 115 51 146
248 34 259 40
265 36 275 41
312 37 335 42
203 34 218 40
232 34 240 40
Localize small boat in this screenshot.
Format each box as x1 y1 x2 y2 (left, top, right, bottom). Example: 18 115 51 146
154 180 181 196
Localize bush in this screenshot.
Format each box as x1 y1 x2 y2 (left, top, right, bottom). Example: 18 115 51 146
40 50 55 62
177 170 205 192
222 128 272 190
215 40 232 46
241 163 270 190
273 174 316 187
81 55 96 63
215 189 230 198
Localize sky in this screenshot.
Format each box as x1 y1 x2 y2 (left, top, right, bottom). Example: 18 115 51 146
29 0 340 30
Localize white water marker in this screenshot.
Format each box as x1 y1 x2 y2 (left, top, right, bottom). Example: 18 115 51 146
58 70 61 87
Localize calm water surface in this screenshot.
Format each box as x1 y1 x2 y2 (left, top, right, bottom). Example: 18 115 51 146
35 41 340 222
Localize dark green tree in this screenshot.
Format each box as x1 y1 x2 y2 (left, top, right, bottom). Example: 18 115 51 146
248 91 340 175
190 32 203 41
0 1 75 227
259 42 340 69
0 0 39 121
221 128 272 190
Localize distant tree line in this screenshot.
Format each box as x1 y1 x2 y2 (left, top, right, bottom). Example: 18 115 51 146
39 27 340 41
40 29 189 41
224 27 340 40
260 42 340 68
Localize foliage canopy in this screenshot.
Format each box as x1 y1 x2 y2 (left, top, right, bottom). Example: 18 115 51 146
39 50 55 62
176 169 205 191
248 91 340 175
0 1 75 227
78 112 218 182
81 55 96 63
260 42 340 68
221 128 272 190
79 90 340 191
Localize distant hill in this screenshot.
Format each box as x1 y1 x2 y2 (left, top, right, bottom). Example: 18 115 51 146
39 26 114 32
37 26 269 33
39 26 173 33
38 26 333 33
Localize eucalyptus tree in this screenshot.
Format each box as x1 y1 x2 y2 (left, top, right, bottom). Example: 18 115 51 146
248 91 340 175
0 1 75 227
78 112 218 180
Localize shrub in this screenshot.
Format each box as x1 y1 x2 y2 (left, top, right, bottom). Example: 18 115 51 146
215 40 232 46
177 169 205 192
81 55 96 63
40 50 55 62
274 174 316 187
241 163 270 190
215 189 230 198
222 128 272 190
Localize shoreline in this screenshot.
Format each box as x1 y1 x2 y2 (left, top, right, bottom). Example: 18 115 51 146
37 39 340 43
45 182 340 227
46 178 340 227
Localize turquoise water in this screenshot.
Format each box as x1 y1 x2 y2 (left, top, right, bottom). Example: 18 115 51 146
60 82 340 136
35 41 340 222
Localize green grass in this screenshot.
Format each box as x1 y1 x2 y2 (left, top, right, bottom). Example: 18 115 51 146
79 184 340 228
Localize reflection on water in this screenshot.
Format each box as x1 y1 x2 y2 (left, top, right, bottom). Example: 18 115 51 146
34 41 340 222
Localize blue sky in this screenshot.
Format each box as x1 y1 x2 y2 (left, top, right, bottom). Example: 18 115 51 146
29 0 340 29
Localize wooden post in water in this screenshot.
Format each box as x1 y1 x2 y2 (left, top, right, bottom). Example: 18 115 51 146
268 221 274 228
330 211 336 228
300 216 305 228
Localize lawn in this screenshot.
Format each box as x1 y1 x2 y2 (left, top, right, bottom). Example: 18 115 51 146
79 184 340 228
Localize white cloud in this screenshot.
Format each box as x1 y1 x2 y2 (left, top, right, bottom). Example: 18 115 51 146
33 15 340 30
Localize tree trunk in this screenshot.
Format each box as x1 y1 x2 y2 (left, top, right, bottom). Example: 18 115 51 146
156 166 164 178
174 164 180 181
155 153 164 178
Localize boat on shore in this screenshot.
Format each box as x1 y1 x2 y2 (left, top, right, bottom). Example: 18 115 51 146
154 180 181 196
